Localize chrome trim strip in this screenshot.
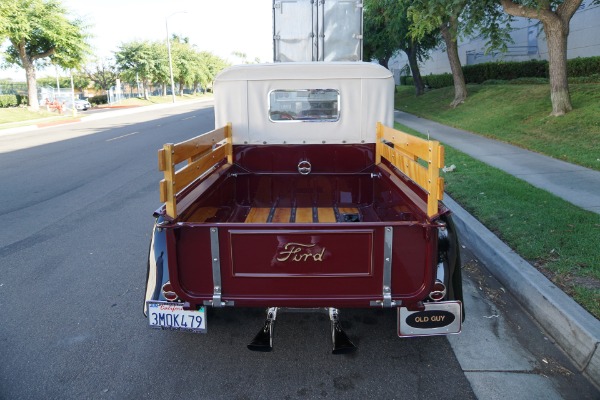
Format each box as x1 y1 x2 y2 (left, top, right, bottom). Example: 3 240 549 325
210 227 223 307
382 226 394 307
370 226 398 307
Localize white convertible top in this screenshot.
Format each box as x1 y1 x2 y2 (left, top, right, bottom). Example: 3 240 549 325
214 62 395 145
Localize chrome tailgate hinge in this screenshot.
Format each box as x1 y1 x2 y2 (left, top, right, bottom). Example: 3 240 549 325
370 226 399 308
203 227 234 307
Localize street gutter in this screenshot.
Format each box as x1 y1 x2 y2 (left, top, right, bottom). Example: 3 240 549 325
445 194 600 389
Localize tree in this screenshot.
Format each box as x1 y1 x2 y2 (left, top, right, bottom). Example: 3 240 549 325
0 0 90 111
499 0 596 116
198 51 229 90
84 59 119 93
115 41 156 99
363 0 401 68
408 0 511 107
364 0 440 96
37 72 89 93
148 41 169 96
171 37 197 96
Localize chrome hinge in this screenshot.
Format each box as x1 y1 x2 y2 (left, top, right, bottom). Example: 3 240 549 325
204 228 234 307
370 226 397 307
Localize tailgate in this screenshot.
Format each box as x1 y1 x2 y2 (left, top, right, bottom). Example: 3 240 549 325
166 223 436 308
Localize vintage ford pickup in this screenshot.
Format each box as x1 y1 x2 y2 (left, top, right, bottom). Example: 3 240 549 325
144 62 463 353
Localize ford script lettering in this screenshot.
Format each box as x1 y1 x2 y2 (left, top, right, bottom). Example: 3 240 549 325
406 310 455 329
276 242 326 262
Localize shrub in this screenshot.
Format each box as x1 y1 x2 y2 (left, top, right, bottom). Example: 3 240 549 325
423 73 454 89
401 56 600 89
567 56 600 77
404 73 454 89
0 94 18 108
88 94 108 105
16 94 28 106
463 59 548 83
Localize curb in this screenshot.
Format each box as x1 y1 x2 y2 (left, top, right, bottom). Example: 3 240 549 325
444 194 600 388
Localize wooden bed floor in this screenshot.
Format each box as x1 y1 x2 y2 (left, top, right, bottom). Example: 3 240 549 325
184 206 360 223
245 206 359 223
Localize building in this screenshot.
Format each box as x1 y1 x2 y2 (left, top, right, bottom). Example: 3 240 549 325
389 1 600 83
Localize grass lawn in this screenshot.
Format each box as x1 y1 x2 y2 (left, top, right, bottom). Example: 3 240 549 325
97 93 212 108
0 94 212 128
0 107 65 127
395 121 600 319
395 84 600 171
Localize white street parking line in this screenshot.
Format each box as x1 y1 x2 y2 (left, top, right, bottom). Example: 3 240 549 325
106 131 140 142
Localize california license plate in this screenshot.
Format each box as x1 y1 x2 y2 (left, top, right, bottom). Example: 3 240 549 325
146 301 207 333
398 301 462 337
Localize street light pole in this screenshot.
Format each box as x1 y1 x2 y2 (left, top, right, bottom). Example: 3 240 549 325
165 11 186 104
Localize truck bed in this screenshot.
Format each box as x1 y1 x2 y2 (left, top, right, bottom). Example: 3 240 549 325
150 124 451 309
179 168 424 225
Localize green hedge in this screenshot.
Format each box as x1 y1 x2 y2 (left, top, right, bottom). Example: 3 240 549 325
568 56 600 77
0 94 18 107
88 94 108 105
463 59 548 83
404 73 454 89
402 56 600 88
17 94 28 106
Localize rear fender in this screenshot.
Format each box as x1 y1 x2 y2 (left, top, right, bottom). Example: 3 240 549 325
143 216 169 316
438 213 464 318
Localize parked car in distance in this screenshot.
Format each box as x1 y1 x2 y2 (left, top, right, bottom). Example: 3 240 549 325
74 99 91 111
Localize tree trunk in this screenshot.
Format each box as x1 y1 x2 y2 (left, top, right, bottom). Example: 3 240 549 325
543 21 572 116
440 20 467 108
378 56 391 69
499 0 580 116
406 43 424 96
24 61 39 112
143 81 150 100
16 42 40 111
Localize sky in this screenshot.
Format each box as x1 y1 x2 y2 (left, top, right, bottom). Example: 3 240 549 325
1 0 274 81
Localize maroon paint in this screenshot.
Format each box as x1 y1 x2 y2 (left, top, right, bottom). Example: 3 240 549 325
160 144 443 309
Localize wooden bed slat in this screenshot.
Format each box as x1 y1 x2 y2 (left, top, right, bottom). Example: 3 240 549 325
272 208 292 223
245 208 271 223
295 208 314 223
187 207 219 223
244 207 359 223
317 208 336 223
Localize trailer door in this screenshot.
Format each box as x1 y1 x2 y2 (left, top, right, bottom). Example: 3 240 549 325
273 0 316 62
273 0 363 62
320 0 363 61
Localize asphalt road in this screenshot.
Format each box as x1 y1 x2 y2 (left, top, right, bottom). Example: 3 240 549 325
0 102 596 399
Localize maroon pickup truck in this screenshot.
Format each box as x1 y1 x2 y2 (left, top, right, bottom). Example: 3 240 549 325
144 62 463 353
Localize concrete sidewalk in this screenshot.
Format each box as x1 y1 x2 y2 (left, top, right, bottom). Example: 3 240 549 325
395 110 600 214
394 110 600 389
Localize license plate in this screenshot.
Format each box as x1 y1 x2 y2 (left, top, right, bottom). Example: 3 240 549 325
146 301 207 333
398 301 462 337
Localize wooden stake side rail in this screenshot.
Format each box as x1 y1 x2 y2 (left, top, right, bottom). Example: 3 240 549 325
376 122 444 217
159 123 232 219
